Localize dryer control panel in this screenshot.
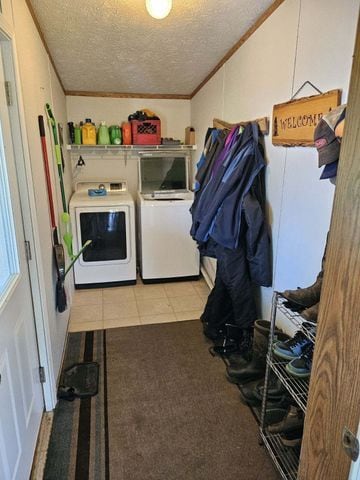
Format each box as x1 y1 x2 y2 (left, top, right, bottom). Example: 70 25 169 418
74 180 127 193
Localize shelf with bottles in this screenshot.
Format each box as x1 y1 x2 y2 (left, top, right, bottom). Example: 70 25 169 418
67 144 197 152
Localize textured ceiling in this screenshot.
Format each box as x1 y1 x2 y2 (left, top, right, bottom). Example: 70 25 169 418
29 0 274 95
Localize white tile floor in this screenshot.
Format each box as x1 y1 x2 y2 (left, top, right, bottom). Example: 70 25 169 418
69 278 210 332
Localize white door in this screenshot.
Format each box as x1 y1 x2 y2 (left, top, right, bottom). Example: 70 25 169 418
0 45 43 479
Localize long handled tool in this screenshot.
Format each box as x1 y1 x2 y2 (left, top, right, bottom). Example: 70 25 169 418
45 103 73 259
64 240 92 278
38 115 67 312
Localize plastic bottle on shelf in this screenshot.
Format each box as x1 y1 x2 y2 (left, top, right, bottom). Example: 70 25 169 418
109 125 122 145
82 118 96 145
74 125 81 145
98 121 111 145
122 122 132 145
68 122 75 144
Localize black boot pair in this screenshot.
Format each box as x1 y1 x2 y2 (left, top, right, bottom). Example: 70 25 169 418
239 374 290 407
202 320 225 341
226 320 290 384
209 324 253 358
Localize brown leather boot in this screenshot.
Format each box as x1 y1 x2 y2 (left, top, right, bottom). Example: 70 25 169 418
281 272 323 308
301 302 319 324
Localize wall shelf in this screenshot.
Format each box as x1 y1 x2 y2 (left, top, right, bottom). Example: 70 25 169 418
67 144 197 152
67 144 197 167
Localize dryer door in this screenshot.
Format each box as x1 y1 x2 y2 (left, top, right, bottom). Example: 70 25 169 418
75 206 131 266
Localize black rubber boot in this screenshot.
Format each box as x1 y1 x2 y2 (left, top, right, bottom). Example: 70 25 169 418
227 320 286 367
226 320 289 383
226 351 250 369
202 322 225 341
240 375 286 406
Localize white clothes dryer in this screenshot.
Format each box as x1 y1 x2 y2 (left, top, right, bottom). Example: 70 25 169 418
69 181 136 288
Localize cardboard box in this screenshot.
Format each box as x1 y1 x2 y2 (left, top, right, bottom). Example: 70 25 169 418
185 126 196 145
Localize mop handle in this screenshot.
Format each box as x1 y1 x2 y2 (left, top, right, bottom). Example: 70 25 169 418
64 240 92 277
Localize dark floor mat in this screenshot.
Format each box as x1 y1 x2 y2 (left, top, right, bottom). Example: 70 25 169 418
58 361 99 400
45 324 279 480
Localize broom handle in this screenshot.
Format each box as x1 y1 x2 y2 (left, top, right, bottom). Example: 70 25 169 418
38 115 57 229
46 103 68 214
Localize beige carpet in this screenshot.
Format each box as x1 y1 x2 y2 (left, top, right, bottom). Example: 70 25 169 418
44 321 279 479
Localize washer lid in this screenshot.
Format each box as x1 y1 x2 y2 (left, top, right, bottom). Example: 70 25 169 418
138 154 190 194
139 191 194 203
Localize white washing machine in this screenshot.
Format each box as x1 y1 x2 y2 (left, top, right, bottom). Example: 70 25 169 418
69 181 136 288
137 153 200 282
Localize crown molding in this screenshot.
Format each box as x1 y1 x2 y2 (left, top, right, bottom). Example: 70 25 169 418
65 90 191 100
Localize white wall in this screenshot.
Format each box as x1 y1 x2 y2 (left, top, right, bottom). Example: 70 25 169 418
191 0 359 326
12 0 72 400
66 96 191 198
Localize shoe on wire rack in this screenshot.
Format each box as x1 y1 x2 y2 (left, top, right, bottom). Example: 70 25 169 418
286 343 314 378
267 405 304 434
273 331 311 361
301 302 319 325
280 272 323 308
280 427 303 448
301 322 317 338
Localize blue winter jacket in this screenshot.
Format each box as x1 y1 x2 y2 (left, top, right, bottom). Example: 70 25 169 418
191 122 271 287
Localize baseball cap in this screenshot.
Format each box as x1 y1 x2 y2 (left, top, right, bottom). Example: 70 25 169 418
320 160 338 180
314 104 346 167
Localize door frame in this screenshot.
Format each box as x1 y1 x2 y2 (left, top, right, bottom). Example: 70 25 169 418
0 18 56 410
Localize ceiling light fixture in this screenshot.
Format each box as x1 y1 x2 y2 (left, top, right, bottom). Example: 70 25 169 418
146 0 172 19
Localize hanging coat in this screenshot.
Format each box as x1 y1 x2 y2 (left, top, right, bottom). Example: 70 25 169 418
191 123 271 287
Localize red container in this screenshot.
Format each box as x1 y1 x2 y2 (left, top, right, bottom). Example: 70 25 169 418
131 119 161 145
122 122 132 145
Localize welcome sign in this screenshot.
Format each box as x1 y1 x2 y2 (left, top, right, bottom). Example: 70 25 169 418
272 89 341 146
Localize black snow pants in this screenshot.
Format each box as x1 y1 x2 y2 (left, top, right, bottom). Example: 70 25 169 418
201 241 258 332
